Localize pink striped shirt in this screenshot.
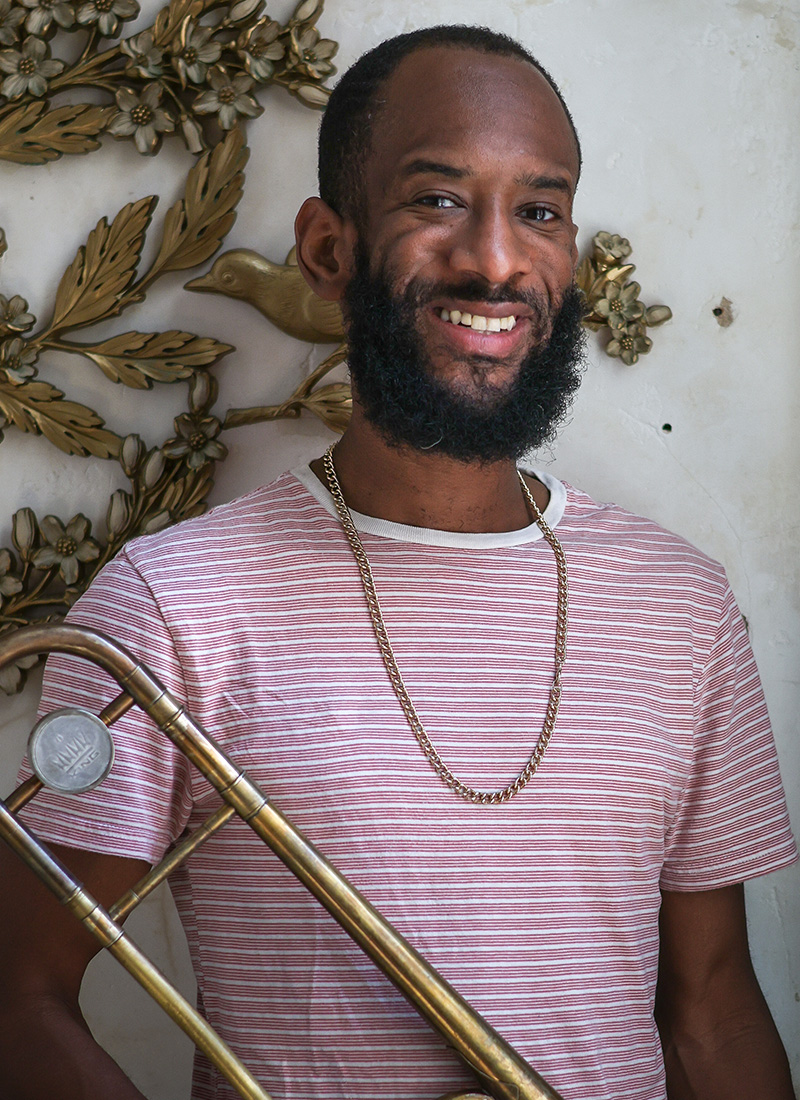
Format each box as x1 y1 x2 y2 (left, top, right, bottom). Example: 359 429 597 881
21 468 796 1100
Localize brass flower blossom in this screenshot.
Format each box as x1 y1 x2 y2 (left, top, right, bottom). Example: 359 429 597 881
237 17 283 83
171 20 221 87
161 412 227 468
606 322 653 366
0 0 26 46
20 0 75 36
0 336 38 383
32 513 100 585
594 280 644 330
108 83 175 155
288 24 336 80
0 294 35 334
76 0 138 39
121 30 163 79
193 65 262 130
0 36 64 99
593 232 632 265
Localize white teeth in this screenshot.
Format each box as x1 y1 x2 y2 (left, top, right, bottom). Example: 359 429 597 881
438 308 517 331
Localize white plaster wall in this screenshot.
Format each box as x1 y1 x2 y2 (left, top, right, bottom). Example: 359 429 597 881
1 0 798 1095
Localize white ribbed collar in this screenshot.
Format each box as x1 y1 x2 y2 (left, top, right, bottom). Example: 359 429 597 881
290 464 567 549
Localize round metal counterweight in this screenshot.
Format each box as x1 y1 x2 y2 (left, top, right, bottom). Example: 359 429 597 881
28 708 115 794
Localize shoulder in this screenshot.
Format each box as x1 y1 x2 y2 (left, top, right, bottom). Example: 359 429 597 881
556 478 727 583
535 476 733 638
67 468 332 628
120 468 326 576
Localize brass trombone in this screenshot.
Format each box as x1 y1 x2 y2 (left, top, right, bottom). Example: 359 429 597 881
0 623 564 1100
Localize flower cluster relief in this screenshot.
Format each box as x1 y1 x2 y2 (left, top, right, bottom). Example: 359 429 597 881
0 0 336 160
577 232 672 366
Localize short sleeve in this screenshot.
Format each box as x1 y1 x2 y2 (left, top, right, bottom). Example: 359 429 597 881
661 580 797 890
17 547 195 863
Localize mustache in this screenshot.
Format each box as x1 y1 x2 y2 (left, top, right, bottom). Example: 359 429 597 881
403 275 553 312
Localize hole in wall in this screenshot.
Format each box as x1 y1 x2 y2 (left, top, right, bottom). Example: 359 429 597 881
713 297 734 327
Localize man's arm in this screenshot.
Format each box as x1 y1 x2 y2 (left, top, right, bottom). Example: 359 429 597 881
656 883 794 1100
0 840 151 1099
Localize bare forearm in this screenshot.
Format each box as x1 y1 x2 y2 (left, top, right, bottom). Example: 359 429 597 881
0 995 147 1100
657 885 796 1100
660 1001 795 1100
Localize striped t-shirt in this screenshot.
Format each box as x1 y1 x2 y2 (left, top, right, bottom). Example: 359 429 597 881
21 467 797 1100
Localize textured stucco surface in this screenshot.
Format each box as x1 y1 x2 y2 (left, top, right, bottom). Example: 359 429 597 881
0 0 798 1095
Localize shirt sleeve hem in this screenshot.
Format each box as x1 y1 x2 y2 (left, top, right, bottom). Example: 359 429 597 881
660 844 798 892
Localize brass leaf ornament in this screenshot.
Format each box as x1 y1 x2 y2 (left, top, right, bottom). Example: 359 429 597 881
0 0 337 162
0 130 253 681
0 102 116 165
50 196 158 333
83 330 233 388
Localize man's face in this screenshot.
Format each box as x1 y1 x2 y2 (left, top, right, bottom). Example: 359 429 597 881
341 46 585 461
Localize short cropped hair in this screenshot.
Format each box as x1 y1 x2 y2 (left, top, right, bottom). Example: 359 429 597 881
317 25 582 222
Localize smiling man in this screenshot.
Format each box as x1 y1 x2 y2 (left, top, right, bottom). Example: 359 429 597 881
0 25 796 1100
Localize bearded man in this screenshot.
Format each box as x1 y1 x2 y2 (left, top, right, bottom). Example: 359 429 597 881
0 25 796 1100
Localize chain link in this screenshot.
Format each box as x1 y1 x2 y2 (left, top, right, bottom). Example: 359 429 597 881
323 445 568 804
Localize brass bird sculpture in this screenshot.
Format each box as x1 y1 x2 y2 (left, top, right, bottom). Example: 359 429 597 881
185 246 345 345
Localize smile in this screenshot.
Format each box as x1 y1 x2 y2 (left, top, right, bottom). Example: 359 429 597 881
438 308 518 332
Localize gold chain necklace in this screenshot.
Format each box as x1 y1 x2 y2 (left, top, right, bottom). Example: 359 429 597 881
322 445 568 804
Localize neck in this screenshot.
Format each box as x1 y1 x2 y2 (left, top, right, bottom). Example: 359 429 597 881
310 405 549 533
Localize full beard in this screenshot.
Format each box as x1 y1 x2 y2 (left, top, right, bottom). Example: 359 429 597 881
342 251 587 464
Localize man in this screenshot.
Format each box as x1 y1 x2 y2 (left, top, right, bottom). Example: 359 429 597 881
0 25 796 1100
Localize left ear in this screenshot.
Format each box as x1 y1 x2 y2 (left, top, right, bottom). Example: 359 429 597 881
294 197 357 301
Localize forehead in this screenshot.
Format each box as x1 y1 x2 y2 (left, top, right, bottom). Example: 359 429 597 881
364 46 580 199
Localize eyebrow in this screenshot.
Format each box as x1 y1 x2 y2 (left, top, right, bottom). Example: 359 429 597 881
514 172 573 195
397 160 573 195
398 159 470 180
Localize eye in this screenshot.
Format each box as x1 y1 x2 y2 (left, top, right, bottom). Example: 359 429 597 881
414 194 459 209
521 205 557 223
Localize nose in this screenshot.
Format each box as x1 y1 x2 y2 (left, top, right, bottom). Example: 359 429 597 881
448 202 534 288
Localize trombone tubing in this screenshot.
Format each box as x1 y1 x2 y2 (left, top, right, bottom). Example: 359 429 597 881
0 795 273 1100
1 623 563 1100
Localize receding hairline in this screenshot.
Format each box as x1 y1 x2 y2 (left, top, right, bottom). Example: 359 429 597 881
368 42 581 175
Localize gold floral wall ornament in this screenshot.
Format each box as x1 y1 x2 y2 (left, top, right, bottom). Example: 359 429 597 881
0 0 343 693
0 0 336 163
577 232 672 365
